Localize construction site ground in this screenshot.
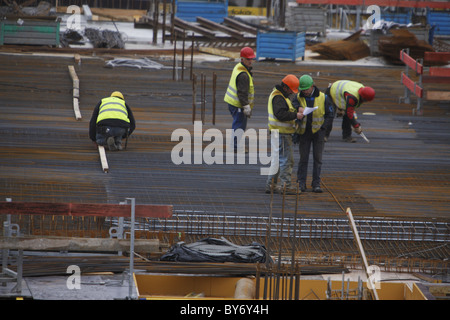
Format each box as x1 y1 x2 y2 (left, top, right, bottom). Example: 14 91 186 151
0 16 449 301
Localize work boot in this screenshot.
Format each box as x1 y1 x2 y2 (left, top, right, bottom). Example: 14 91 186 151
276 186 301 195
343 136 356 143
107 137 117 151
312 186 323 193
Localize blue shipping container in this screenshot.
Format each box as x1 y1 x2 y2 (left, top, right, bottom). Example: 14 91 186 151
256 31 305 62
175 0 228 23
427 10 450 36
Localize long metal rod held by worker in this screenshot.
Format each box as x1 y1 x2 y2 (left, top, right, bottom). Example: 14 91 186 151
359 132 370 143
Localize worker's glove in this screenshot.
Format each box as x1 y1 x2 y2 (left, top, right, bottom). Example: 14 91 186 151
336 108 345 118
242 104 252 118
353 126 362 134
292 133 300 144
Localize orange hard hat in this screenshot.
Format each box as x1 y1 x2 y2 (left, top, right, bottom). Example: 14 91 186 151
282 74 299 93
240 47 256 59
358 87 375 102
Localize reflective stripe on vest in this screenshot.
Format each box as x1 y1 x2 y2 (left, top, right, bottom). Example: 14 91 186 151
267 88 297 134
330 80 364 110
224 63 254 109
297 92 326 134
96 97 130 124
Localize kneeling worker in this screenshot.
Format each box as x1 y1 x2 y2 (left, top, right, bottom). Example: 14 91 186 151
89 91 136 151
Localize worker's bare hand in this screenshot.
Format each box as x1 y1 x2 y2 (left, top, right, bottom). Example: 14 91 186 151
297 107 305 120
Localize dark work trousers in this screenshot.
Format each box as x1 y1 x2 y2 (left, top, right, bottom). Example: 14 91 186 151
324 86 353 139
297 128 325 189
96 126 126 146
341 114 354 139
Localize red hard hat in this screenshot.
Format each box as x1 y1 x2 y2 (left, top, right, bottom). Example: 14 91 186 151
358 87 375 102
240 47 256 59
282 74 299 94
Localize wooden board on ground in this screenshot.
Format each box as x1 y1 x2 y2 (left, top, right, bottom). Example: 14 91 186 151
198 47 239 59
0 236 160 253
0 201 173 218
426 90 450 101
98 145 109 172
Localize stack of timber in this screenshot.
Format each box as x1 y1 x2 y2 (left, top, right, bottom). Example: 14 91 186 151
309 31 370 61
378 28 434 65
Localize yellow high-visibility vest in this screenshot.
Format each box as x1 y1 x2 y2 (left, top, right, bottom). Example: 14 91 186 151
224 63 254 109
96 97 130 124
297 92 326 134
330 80 364 110
267 88 297 134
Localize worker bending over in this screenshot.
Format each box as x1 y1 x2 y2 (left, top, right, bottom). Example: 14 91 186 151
89 91 136 151
325 80 375 143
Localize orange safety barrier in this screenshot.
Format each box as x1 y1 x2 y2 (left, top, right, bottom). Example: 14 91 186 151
399 49 450 113
401 72 423 98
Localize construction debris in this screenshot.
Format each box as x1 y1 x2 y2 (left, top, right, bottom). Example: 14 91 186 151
310 31 370 61
0 0 52 17
105 57 167 70
378 28 434 65
84 27 124 49
160 237 270 263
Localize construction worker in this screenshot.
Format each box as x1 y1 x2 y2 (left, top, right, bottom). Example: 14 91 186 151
293 75 334 193
265 75 304 195
224 46 255 151
325 80 375 143
89 91 136 151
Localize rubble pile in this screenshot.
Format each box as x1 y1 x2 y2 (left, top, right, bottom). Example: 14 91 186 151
84 28 125 49
378 28 434 65
309 31 370 61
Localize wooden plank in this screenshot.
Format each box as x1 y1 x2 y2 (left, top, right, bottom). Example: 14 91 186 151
173 17 216 39
346 208 379 300
196 16 245 40
68 65 78 82
429 67 450 77
198 47 239 59
401 72 423 98
400 49 423 74
426 90 450 101
73 97 81 120
422 75 450 84
0 201 173 218
424 52 450 63
223 17 258 35
98 145 109 173
0 236 160 253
